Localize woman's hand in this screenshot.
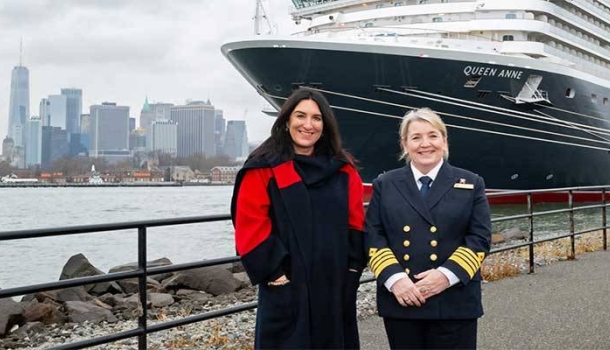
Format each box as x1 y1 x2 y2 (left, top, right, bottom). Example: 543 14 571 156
414 269 450 299
267 275 290 286
390 276 426 307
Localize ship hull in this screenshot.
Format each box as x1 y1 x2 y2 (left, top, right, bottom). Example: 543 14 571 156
222 38 610 190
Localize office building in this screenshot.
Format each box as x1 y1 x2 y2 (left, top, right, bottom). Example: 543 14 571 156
61 88 82 134
224 120 249 160
89 102 130 157
25 116 42 167
149 119 177 156
170 101 215 157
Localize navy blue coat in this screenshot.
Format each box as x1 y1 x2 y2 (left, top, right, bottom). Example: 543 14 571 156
364 162 491 320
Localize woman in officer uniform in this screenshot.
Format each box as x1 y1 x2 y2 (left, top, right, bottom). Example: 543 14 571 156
364 108 491 349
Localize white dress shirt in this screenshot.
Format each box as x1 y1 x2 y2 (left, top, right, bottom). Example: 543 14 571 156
384 159 460 291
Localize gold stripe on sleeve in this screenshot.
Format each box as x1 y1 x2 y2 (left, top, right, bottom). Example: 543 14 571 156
448 254 476 278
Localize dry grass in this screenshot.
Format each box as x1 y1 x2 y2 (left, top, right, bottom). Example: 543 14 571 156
482 230 608 281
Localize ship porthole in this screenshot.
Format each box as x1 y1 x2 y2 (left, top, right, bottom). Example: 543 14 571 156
546 174 554 180
273 84 283 92
511 174 519 180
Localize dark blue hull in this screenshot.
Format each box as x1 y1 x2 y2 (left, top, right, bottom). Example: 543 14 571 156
223 40 610 189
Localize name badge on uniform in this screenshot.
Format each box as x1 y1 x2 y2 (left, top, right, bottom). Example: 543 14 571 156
454 178 474 190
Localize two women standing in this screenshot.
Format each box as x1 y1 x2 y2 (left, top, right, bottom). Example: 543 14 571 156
232 87 491 349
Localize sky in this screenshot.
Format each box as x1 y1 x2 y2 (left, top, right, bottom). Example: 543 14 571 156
0 0 300 143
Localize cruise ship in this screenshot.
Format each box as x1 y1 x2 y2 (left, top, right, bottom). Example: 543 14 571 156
222 0 610 190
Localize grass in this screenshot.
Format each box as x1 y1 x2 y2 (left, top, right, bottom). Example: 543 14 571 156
481 230 608 281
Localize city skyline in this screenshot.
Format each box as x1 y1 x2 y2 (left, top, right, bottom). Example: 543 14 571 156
0 0 300 143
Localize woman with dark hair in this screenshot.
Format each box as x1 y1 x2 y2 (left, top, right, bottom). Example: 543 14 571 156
231 87 366 349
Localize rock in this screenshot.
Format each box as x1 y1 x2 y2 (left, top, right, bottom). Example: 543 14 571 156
59 253 122 295
116 277 162 295
109 257 174 282
23 301 66 325
233 272 251 288
491 233 505 244
33 286 93 303
0 293 24 336
149 293 174 308
162 266 240 296
501 227 528 241
64 301 118 324
11 322 44 337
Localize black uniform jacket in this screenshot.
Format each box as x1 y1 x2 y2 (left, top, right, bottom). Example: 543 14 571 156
364 162 491 320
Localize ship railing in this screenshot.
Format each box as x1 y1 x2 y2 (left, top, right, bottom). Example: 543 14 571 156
0 185 608 349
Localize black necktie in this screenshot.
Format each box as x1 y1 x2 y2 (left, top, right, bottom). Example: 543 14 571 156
420 176 432 197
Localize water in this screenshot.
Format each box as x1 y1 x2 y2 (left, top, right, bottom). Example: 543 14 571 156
0 186 236 290
0 187 605 291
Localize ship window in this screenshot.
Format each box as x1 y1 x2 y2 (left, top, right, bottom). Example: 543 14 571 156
364 22 374 27
376 4 384 8
604 97 609 105
566 88 575 98
464 76 482 88
419 0 429 3
477 91 489 98
394 2 403 6
502 35 514 41
505 13 517 19
433 17 443 22
591 94 597 103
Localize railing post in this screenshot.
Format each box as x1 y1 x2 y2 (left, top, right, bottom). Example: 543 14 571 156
528 193 534 274
602 188 608 250
569 190 575 260
138 226 147 350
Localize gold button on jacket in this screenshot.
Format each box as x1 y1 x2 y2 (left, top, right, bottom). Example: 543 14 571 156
403 240 411 247
430 254 438 261
403 225 411 232
430 240 438 247
403 254 410 261
430 226 437 233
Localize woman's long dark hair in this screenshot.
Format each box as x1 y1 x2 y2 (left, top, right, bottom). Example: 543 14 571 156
249 87 354 164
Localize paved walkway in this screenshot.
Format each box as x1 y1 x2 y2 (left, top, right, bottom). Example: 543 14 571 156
359 250 610 350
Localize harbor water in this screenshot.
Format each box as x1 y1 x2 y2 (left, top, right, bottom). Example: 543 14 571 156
0 186 605 291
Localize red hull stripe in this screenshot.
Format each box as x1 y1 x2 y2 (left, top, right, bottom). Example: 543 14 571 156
272 161 301 189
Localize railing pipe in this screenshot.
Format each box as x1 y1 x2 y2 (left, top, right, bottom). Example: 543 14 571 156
602 188 608 250
527 193 536 273
138 226 148 350
569 190 575 259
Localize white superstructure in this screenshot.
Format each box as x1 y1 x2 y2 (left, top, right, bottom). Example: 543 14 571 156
290 0 610 83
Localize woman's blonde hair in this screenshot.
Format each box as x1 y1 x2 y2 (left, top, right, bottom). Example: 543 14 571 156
398 107 449 162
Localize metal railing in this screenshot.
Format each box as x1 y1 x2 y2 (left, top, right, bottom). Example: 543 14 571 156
0 185 608 349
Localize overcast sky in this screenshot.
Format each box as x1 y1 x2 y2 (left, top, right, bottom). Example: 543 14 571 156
0 0 300 143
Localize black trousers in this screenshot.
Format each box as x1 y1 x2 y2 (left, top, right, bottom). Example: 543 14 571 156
383 317 477 350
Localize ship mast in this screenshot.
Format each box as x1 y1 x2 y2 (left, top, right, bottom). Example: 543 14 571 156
254 0 272 35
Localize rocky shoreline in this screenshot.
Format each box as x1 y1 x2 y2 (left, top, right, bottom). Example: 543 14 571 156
0 254 379 350
1 278 379 350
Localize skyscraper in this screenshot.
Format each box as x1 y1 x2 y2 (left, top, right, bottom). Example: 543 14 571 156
170 101 215 157
149 120 178 156
25 116 42 167
224 120 249 160
89 102 130 157
214 109 226 156
8 65 29 147
61 88 82 134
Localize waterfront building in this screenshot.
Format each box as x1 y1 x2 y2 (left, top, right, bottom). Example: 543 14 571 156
211 165 241 184
61 88 82 134
224 120 249 160
170 101 215 157
89 102 130 157
39 95 68 129
149 119 178 156
215 109 226 156
25 116 42 167
2 136 14 162
8 65 29 148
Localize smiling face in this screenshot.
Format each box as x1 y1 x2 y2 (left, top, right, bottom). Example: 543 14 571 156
287 99 324 155
403 120 448 174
